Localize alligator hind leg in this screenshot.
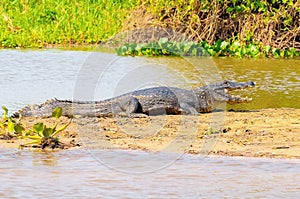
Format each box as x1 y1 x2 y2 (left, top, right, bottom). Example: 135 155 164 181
179 102 199 115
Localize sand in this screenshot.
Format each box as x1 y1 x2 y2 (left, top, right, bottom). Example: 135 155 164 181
1 108 299 159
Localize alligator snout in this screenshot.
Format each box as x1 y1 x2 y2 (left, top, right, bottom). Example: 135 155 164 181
223 81 255 91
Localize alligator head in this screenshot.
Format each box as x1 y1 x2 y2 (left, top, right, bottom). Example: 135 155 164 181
195 80 255 104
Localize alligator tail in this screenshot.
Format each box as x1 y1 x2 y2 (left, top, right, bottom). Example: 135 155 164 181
12 98 66 118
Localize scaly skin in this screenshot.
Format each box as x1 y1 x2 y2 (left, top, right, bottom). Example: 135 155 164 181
13 80 255 118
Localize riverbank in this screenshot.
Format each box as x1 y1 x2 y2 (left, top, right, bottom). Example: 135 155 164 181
1 108 299 159
1 0 299 58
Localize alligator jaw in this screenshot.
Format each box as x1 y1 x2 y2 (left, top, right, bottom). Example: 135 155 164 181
210 80 255 104
226 94 252 104
223 80 254 103
224 86 253 104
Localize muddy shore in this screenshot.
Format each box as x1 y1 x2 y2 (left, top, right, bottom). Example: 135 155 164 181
1 108 299 159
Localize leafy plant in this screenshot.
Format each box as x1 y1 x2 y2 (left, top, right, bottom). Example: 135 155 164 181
121 0 299 58
0 106 24 139
204 127 220 136
0 106 71 149
25 107 72 149
116 38 207 57
116 38 299 58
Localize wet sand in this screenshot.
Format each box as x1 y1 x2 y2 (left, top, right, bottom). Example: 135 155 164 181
1 108 299 159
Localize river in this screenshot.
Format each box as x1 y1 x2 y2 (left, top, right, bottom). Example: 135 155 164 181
0 49 299 198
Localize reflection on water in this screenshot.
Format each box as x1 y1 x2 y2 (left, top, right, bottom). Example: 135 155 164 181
0 149 299 198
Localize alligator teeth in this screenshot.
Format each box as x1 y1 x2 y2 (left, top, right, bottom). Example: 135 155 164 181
242 96 252 101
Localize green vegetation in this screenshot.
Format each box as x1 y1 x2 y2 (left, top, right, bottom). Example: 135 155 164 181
0 106 24 139
0 106 71 149
116 38 300 58
0 0 299 58
204 127 220 135
0 0 137 48
116 38 207 56
120 0 299 58
25 107 71 148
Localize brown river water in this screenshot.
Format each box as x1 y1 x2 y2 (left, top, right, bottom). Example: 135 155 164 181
0 149 299 198
0 49 299 198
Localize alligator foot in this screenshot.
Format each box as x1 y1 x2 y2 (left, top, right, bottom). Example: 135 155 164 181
179 102 200 115
112 96 142 115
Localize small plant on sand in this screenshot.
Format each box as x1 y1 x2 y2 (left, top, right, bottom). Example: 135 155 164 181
204 127 220 136
0 107 71 149
0 106 25 139
24 107 72 149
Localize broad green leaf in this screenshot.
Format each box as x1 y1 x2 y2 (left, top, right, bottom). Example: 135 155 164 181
264 45 271 52
43 127 54 138
272 48 280 58
25 130 31 136
135 43 143 51
280 50 285 58
14 124 25 135
33 122 44 136
52 107 62 119
214 40 222 52
207 49 216 56
231 41 240 48
220 41 229 50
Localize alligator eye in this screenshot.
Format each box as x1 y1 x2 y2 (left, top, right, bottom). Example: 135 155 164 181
223 80 230 85
250 81 255 86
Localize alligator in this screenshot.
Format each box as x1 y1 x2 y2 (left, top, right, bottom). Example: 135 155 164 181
13 80 255 118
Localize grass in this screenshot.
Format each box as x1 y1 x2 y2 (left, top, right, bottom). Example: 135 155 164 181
0 0 137 48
